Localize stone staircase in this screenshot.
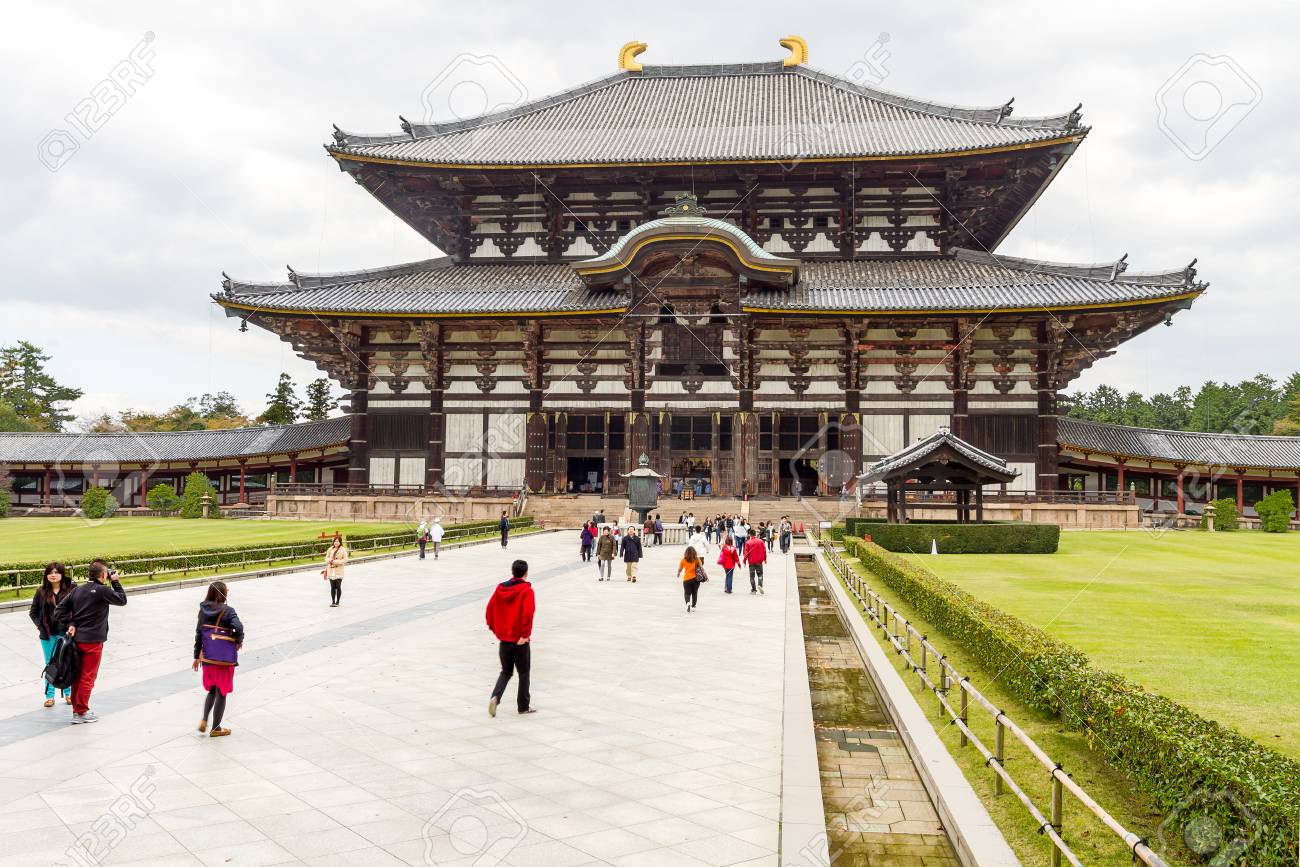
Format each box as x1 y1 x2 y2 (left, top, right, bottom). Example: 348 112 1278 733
524 494 860 529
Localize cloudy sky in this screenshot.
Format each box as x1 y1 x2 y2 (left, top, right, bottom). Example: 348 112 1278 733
4 1 1297 423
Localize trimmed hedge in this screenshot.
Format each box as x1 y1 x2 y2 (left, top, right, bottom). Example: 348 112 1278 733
841 519 1059 554
842 538 1300 864
0 517 534 590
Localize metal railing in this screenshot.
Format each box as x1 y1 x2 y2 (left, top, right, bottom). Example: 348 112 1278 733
0 521 534 596
856 489 1136 506
272 483 522 498
817 540 1168 867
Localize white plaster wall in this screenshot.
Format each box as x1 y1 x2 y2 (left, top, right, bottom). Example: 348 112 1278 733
446 414 483 452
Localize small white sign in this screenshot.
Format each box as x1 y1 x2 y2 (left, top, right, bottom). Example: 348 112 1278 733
819 521 833 529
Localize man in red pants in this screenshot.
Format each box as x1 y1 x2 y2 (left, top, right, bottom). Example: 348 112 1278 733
485 559 535 717
54 560 127 724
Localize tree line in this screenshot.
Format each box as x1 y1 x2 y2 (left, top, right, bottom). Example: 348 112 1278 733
0 341 337 433
1062 373 1300 436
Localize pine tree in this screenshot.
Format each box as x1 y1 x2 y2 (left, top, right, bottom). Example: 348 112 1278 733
302 378 337 422
259 373 301 425
0 341 83 431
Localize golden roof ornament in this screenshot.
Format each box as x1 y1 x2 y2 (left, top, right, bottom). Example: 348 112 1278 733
780 35 809 67
619 41 647 72
662 193 706 217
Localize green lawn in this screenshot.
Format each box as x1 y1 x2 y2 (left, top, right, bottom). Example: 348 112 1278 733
0 517 418 564
901 530 1300 759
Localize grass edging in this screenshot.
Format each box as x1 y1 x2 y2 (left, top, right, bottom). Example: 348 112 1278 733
0 527 549 610
843 537 1300 866
832 551 1178 864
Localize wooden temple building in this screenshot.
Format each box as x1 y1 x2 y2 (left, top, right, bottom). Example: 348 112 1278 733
211 38 1209 499
2 39 1298 523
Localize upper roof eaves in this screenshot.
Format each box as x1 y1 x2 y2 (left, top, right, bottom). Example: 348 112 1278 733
328 61 1085 156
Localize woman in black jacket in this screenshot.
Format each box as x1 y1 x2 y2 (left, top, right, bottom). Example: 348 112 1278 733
192 581 244 737
29 562 74 708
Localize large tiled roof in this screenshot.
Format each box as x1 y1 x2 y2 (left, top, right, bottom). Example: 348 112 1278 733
328 62 1084 167
746 249 1203 312
219 260 618 315
217 249 1202 316
1057 418 1300 471
0 418 350 465
860 428 1018 483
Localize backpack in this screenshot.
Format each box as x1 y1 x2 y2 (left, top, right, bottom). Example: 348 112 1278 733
43 636 81 691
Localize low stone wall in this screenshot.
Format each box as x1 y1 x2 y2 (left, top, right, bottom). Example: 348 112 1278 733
267 494 515 523
859 501 1139 529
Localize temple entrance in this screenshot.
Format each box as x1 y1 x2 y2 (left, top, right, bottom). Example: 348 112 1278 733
565 457 605 493
780 457 821 497
671 456 714 497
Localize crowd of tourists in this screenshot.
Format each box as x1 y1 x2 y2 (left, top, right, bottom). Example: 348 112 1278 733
27 508 795 733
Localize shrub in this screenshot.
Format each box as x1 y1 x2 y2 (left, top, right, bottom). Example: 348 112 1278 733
845 521 1059 554
146 483 181 515
179 472 221 519
79 486 119 520
0 488 9 518
0 516 536 590
1209 497 1239 531
1255 490 1295 533
842 539 1300 864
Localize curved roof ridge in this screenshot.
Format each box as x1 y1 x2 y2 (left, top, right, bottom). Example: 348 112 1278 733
951 248 1194 286
1060 416 1299 443
792 65 1082 130
0 417 349 440
398 71 632 140
288 257 453 289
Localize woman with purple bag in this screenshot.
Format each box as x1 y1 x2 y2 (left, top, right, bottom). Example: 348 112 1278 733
191 581 243 738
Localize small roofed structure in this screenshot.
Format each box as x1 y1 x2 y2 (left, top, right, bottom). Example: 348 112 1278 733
860 427 1019 524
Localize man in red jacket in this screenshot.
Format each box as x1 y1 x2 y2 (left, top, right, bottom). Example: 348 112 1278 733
485 559 536 716
744 534 768 595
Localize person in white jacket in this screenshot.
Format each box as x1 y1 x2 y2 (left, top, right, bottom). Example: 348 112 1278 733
429 518 446 559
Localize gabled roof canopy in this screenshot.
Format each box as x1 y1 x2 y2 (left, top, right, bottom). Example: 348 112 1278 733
572 195 798 289
860 428 1019 486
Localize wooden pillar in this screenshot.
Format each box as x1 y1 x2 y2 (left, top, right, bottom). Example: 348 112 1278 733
1236 473 1244 512
769 411 780 496
1116 460 1125 495
1035 321 1059 492
976 485 984 523
817 411 830 496
42 466 52 505
137 467 149 507
951 318 970 440
289 454 298 483
1176 469 1185 514
347 369 369 486
710 412 721 494
553 412 568 492
238 460 247 504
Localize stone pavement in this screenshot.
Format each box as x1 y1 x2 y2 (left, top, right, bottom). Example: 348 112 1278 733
0 532 796 866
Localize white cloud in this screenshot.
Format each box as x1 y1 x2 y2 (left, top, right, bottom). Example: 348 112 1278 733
2 0 1297 415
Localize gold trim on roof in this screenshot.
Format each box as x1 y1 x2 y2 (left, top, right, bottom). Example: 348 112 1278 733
326 134 1086 172
216 286 1202 320
572 233 797 277
741 288 1205 316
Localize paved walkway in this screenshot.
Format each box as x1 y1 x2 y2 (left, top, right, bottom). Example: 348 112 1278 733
0 533 795 866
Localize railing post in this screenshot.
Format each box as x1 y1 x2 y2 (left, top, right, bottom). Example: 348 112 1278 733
959 680 969 747
1051 767 1064 867
994 713 1005 795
